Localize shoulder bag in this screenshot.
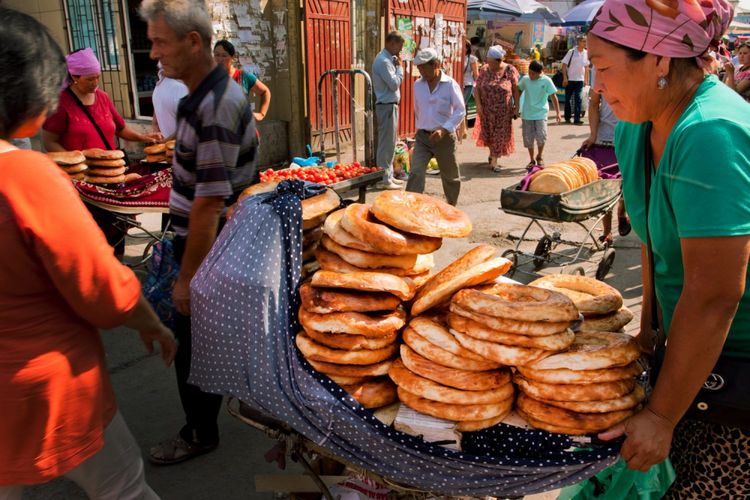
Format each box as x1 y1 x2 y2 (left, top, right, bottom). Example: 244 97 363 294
644 122 750 429
65 87 130 164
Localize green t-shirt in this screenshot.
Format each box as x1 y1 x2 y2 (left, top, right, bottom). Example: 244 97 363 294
616 75 750 359
518 74 557 121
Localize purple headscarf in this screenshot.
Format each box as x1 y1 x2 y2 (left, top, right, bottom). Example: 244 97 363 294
589 0 734 65
66 48 101 76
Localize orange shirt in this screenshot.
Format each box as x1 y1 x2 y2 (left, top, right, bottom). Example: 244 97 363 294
0 150 140 484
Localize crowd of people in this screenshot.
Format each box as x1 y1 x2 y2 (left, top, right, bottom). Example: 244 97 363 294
1 0 748 497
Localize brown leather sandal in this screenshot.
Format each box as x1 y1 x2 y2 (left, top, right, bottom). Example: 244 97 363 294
149 434 217 465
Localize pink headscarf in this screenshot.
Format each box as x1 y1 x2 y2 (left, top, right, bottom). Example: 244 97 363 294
65 48 101 76
589 0 734 65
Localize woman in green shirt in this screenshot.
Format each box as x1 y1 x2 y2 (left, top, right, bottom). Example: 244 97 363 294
213 40 271 122
588 0 749 496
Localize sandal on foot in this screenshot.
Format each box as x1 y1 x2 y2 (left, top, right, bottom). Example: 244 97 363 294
618 215 632 236
598 234 614 247
492 164 503 173
525 161 536 171
149 435 217 466
535 156 544 166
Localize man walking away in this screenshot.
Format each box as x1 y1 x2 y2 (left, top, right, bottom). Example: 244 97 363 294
372 31 405 189
140 0 259 465
561 36 589 124
407 48 465 206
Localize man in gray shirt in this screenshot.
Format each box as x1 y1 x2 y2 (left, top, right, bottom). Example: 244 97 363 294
372 31 405 189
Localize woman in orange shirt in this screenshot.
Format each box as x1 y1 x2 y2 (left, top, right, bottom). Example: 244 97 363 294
0 8 176 498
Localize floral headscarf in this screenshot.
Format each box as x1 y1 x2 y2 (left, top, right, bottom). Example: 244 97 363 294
589 0 734 64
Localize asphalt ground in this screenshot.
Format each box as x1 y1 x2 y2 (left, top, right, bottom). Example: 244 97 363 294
24 116 643 500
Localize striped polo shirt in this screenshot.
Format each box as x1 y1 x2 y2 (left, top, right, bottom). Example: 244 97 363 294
171 65 258 237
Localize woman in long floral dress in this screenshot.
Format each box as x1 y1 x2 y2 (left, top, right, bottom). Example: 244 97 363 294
473 45 520 172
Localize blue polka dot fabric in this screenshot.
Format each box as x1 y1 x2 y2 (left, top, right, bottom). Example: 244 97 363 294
190 180 619 497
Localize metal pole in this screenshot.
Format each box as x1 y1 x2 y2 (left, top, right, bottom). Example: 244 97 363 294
350 72 358 164
332 75 341 163
317 71 328 162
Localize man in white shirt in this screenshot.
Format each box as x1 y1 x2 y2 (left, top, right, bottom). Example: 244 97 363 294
406 48 465 206
152 62 188 139
372 31 405 189
561 36 589 125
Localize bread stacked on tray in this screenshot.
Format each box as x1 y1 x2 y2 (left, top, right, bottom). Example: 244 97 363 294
297 191 474 410
446 281 579 367
47 151 87 180
144 142 169 163
529 274 634 332
165 140 175 160
527 157 599 194
82 148 129 185
514 331 643 435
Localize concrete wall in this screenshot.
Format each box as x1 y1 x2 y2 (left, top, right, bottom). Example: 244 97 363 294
2 0 68 49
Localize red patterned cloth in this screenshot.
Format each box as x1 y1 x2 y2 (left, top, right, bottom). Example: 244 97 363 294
74 168 172 213
473 64 519 158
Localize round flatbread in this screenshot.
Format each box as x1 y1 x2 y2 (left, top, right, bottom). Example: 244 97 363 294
47 150 85 165
537 385 646 413
307 358 394 377
86 158 127 168
69 172 86 181
580 307 635 333
84 174 125 185
298 307 406 337
295 331 397 365
407 316 489 362
527 331 641 371
402 327 502 371
340 203 443 255
515 375 636 402
300 282 400 314
370 191 472 238
304 328 398 351
303 226 324 247
62 162 88 174
328 374 369 385
446 313 576 351
323 209 382 253
516 393 635 433
516 408 593 435
411 257 512 316
87 166 127 177
123 173 142 183
310 270 415 301
315 248 434 276
455 412 510 432
451 330 551 366
321 235 418 270
398 387 513 422
146 154 169 163
516 362 643 385
449 303 574 337
452 283 579 323
342 378 398 409
144 143 166 154
529 274 623 315
400 345 511 391
82 148 125 160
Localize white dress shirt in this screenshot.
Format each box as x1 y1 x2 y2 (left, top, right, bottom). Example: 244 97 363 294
413 72 466 133
152 77 188 138
562 48 589 82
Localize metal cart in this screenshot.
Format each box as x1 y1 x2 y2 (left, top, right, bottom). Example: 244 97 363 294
500 179 622 280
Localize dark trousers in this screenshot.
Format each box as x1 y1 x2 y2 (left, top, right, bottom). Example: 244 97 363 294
564 80 584 123
173 237 222 446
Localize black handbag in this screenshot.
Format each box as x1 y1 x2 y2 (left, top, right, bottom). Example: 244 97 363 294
644 122 750 429
65 87 130 165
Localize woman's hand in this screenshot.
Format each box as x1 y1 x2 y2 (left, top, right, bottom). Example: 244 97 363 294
139 324 177 367
141 131 164 144
599 407 675 472
254 112 265 122
581 135 596 149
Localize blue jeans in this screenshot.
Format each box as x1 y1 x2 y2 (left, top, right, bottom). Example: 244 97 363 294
564 80 584 123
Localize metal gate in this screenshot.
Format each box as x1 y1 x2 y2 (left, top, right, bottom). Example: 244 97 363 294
304 0 352 148
385 0 468 137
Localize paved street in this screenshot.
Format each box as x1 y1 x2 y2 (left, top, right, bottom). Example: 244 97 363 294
26 117 643 500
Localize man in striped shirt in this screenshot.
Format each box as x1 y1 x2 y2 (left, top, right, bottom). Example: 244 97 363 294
141 0 258 464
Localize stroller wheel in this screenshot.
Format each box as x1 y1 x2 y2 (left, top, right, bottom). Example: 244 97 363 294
596 248 616 280
563 265 586 276
533 235 553 270
501 249 518 278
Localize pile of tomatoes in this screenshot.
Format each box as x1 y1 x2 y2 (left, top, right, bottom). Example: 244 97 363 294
259 162 381 185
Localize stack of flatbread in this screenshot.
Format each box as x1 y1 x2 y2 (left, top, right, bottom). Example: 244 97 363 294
390 315 514 431
445 280 579 367
144 143 169 163
295 270 414 409
47 150 87 180
530 274 634 332
515 331 644 435
82 148 135 185
527 157 599 194
165 140 175 160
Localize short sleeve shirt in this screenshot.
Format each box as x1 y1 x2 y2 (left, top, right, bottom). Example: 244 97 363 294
171 65 259 236
518 75 557 121
616 75 750 359
232 69 258 96
43 88 125 151
562 48 589 82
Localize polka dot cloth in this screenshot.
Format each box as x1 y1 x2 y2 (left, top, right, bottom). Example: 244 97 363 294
189 180 619 497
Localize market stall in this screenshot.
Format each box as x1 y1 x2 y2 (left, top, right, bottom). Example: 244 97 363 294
186 181 646 498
